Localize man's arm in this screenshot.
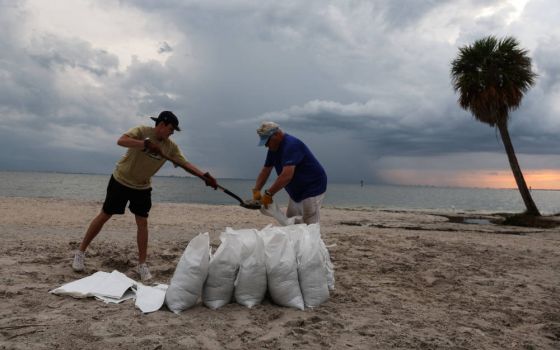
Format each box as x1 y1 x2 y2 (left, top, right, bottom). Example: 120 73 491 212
254 166 273 191
175 160 208 179
118 134 163 155
167 158 217 189
259 165 294 208
117 134 144 149
267 165 295 195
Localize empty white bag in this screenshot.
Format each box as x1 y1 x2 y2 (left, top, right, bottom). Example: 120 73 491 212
259 202 298 226
165 232 210 314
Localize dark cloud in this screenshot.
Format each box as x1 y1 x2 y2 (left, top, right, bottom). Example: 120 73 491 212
376 0 456 28
158 41 173 54
532 38 560 91
28 34 119 76
252 98 549 157
1 0 559 185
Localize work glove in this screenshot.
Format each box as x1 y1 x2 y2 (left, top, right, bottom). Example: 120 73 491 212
261 190 273 208
143 138 162 156
252 188 262 201
203 172 218 190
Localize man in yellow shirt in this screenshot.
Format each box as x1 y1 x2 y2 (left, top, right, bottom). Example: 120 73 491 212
72 111 217 281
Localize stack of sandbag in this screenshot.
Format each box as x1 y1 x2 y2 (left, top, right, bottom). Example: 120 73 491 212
164 224 334 312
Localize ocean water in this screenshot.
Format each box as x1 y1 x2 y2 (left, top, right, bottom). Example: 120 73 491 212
1 171 559 215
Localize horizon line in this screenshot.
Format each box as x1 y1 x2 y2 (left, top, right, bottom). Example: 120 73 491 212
1 169 558 192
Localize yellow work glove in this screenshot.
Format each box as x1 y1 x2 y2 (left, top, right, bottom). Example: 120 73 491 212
252 188 262 201
261 190 273 208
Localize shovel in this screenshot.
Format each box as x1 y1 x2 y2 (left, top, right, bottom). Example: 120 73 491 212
148 141 261 210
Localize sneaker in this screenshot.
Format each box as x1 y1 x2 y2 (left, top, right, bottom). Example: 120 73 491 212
138 263 152 282
72 250 85 272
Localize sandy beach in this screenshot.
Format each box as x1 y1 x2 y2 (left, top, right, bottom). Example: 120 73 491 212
0 196 559 349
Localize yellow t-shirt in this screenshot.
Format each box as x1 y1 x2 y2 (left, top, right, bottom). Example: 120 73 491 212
112 125 188 189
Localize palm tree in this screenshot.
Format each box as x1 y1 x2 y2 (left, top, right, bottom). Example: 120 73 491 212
451 36 540 216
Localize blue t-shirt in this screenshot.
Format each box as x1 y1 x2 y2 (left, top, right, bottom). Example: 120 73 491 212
264 134 327 202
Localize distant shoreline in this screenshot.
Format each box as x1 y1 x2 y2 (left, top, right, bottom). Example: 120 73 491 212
0 169 558 191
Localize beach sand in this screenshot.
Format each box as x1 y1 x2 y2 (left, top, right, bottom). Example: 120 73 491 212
1 196 559 349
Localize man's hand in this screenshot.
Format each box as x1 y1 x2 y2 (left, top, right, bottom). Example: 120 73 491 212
143 138 162 156
262 190 273 208
203 172 218 190
252 188 262 201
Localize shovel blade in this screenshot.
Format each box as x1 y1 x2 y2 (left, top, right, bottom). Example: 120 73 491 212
240 199 262 210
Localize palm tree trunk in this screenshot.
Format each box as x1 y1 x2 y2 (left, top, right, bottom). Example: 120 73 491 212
496 119 541 216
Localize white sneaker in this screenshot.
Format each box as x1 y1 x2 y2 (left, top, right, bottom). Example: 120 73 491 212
72 250 85 271
138 263 152 282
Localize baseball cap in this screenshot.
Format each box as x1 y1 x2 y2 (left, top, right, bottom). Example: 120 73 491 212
257 121 279 146
150 111 181 131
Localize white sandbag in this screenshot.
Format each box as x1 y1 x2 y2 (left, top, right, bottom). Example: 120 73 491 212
260 226 304 310
165 232 210 313
202 229 242 309
283 223 335 291
259 202 298 226
282 224 307 249
307 223 335 290
232 228 267 308
296 225 330 307
319 238 336 291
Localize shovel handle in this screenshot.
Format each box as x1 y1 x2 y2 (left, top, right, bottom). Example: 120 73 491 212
217 186 244 204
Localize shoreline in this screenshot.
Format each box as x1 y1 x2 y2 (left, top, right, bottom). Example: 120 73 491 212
1 196 559 349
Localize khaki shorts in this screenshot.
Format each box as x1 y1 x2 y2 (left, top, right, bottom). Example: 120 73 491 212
286 193 325 224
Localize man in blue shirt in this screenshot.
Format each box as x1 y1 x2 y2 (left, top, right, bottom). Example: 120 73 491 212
252 122 327 224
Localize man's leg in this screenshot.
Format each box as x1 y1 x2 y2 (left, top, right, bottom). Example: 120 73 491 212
73 176 123 271
79 211 112 252
286 198 304 224
129 186 152 281
135 215 152 281
73 211 112 271
80 175 125 252
301 193 325 224
135 215 149 264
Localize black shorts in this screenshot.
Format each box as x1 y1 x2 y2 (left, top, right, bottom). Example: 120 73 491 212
102 175 152 217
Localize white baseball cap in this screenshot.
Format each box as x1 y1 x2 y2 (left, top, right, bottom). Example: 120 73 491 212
256 121 279 146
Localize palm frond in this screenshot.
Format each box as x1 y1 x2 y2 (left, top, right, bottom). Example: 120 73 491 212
450 35 536 126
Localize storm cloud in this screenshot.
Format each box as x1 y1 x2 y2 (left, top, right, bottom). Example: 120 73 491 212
1 0 559 185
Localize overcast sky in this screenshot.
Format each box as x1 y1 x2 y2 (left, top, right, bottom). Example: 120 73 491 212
1 0 560 188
